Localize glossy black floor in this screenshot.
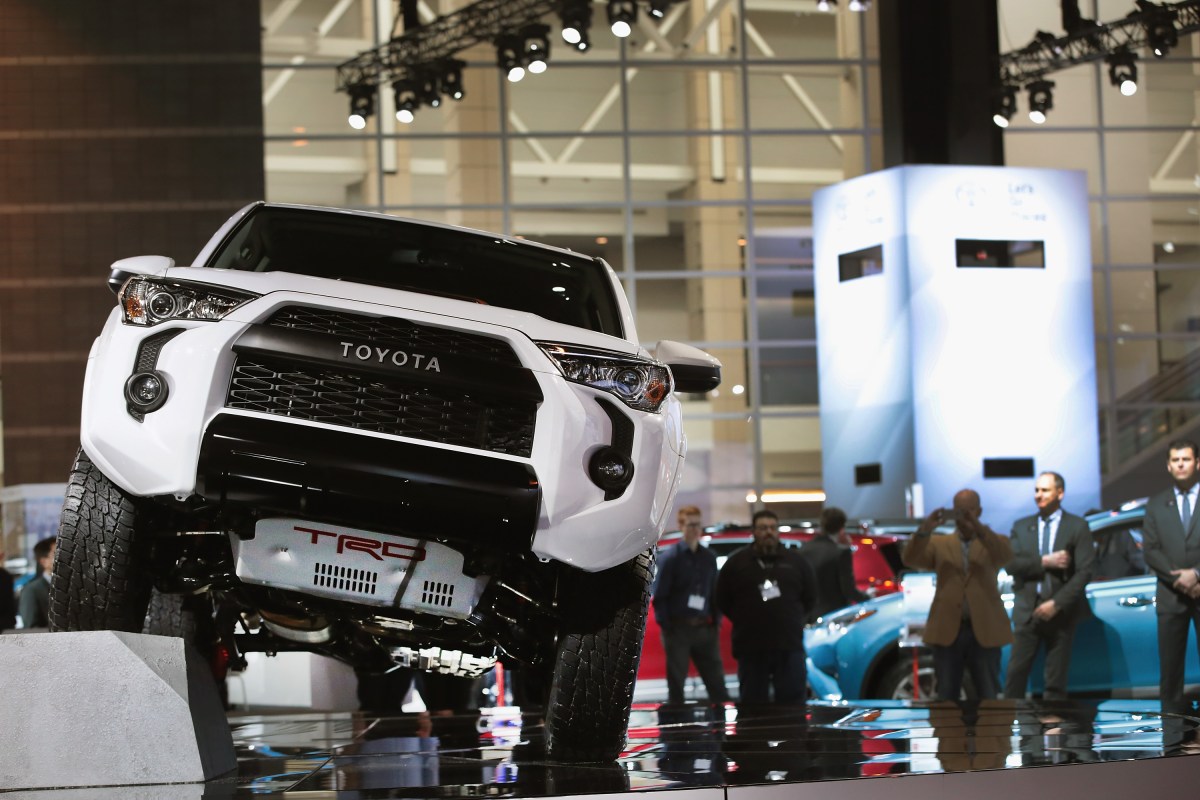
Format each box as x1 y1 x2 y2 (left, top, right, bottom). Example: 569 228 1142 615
10 698 1195 797
206 697 1198 797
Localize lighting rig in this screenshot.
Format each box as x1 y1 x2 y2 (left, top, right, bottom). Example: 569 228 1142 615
994 0 1200 127
815 1 873 12
336 0 684 127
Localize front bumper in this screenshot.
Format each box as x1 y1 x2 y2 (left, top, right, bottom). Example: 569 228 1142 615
199 413 540 551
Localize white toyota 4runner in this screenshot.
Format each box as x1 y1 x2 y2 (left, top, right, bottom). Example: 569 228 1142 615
49 202 720 761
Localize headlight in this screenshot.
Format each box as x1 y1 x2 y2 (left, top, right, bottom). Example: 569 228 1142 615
537 342 672 412
817 607 877 632
120 277 258 326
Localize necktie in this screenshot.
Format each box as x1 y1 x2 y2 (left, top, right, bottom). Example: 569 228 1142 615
1038 517 1052 601
1181 491 1192 532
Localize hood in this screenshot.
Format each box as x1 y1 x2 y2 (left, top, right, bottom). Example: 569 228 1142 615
166 266 642 357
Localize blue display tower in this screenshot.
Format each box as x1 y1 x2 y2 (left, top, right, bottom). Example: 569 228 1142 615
813 165 1099 533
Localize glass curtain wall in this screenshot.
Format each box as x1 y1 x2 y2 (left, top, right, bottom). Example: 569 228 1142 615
260 0 879 524
260 0 1200 522
996 0 1200 489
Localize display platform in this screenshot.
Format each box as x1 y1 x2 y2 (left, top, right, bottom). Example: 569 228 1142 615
15 698 1197 798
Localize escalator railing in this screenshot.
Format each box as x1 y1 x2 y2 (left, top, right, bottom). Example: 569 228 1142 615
1100 346 1200 473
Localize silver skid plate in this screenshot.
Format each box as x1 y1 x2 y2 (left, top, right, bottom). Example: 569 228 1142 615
232 519 489 619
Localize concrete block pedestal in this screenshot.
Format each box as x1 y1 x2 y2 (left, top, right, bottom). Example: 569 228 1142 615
0 630 236 790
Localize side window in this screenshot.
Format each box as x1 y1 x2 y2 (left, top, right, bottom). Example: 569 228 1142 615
1090 522 1148 583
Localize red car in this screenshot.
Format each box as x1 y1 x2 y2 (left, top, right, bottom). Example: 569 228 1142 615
634 522 905 702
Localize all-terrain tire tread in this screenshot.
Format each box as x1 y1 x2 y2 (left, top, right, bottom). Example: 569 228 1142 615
143 591 199 641
49 448 153 632
544 549 654 762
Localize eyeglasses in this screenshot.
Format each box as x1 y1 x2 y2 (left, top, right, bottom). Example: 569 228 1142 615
754 524 778 532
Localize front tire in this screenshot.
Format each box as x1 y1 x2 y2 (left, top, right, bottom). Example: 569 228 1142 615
873 652 974 701
542 550 654 762
875 653 937 700
49 449 154 632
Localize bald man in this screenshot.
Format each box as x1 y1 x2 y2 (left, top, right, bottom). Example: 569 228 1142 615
902 490 1013 700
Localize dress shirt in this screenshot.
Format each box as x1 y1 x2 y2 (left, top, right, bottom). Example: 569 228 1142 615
1039 509 1062 554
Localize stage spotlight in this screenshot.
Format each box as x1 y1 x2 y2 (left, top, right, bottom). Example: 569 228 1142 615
560 0 591 45
440 59 466 101
1106 51 1138 96
1147 15 1178 57
816 0 836 10
648 0 673 18
392 79 419 124
417 72 441 108
1026 80 1054 125
522 23 551 75
347 85 374 130
993 84 1017 128
607 0 637 38
496 35 525 82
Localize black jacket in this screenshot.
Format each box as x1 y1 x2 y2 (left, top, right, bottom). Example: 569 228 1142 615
715 544 816 657
652 540 721 629
1007 510 1094 623
798 535 868 621
1143 488 1200 615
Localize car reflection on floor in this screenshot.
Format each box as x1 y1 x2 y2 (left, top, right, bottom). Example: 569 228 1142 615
197 698 1200 797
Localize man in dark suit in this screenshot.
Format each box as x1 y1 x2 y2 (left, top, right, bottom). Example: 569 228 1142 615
18 536 55 628
902 489 1012 700
799 506 868 621
1004 471 1095 700
1142 438 1200 704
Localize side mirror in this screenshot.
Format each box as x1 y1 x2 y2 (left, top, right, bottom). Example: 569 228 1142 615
108 255 175 295
654 340 722 394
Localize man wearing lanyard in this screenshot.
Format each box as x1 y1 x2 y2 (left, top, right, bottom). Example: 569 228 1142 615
1142 438 1200 706
651 505 729 706
715 509 816 705
1003 471 1094 699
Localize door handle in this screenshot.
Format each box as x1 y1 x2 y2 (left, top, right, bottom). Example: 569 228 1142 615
1118 595 1154 608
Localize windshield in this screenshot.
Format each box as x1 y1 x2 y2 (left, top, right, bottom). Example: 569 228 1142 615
207 206 624 336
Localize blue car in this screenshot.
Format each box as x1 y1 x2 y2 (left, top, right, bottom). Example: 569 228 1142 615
804 506 1200 699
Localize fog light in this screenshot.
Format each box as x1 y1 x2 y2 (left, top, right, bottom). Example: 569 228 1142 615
125 370 169 413
588 447 634 493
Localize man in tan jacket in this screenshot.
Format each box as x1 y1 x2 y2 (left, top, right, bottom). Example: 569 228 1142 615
903 489 1013 700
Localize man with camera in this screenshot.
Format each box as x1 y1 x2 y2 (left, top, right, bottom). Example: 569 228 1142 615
902 489 1012 700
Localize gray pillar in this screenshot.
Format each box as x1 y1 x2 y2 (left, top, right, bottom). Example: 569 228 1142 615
879 0 1004 167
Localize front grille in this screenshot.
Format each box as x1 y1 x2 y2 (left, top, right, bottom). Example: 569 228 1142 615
226 355 536 457
267 306 520 366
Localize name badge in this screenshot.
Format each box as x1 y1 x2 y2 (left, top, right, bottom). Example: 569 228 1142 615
687 593 706 611
760 579 781 601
